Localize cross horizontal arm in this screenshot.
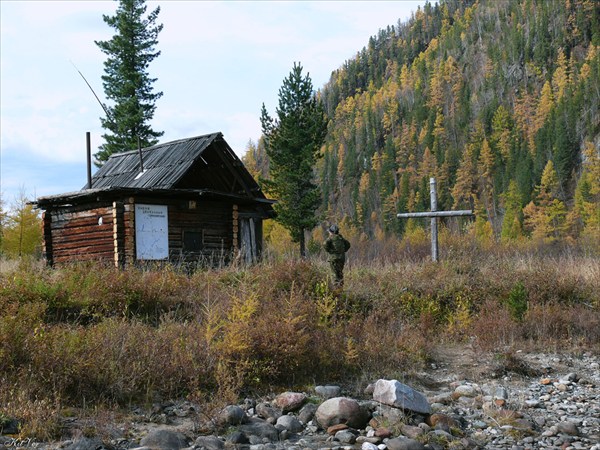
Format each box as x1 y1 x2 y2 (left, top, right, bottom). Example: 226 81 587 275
397 210 474 218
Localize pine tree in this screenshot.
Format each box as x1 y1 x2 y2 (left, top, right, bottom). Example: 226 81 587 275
94 0 164 164
260 63 328 257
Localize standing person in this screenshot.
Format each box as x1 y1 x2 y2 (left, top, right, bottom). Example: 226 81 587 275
323 224 351 288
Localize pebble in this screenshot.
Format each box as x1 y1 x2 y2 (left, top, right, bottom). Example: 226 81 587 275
3 352 599 450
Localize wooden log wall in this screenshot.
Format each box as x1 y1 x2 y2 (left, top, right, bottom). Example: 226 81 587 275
45 196 262 268
167 199 233 264
114 196 237 267
47 202 116 265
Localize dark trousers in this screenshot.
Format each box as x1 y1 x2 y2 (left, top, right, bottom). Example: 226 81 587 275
330 258 345 287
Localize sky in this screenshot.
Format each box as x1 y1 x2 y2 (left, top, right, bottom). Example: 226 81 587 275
1 0 428 206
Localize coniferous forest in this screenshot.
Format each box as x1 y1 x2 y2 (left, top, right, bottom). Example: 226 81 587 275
246 0 599 248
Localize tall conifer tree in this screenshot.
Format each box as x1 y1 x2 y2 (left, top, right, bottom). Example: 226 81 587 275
260 63 328 257
95 0 164 165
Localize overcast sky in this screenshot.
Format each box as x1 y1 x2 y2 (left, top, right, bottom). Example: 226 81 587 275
1 0 428 205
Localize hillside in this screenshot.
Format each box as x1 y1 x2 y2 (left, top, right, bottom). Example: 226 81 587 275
246 0 599 246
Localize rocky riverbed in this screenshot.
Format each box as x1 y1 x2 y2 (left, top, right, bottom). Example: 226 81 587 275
1 347 598 450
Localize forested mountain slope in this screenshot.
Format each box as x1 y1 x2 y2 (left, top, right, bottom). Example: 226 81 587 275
249 0 599 244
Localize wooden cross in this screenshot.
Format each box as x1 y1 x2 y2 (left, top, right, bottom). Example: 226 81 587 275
397 178 474 262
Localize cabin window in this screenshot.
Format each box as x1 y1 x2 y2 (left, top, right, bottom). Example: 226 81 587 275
183 230 204 252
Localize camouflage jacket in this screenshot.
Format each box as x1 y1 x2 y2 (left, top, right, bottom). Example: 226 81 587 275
324 234 351 261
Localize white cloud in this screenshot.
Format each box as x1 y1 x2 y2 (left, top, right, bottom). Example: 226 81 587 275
1 0 428 201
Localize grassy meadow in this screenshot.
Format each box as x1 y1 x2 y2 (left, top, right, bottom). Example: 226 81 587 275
1 234 599 440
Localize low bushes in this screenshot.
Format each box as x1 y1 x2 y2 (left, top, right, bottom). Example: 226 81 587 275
0 246 598 439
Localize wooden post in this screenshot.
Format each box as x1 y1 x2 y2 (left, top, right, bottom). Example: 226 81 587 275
113 201 124 268
397 177 474 262
430 178 439 262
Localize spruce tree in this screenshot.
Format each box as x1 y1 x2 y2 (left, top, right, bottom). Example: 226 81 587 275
260 63 328 257
95 0 164 165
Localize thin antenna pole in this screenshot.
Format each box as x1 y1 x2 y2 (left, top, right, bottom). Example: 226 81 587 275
70 61 113 123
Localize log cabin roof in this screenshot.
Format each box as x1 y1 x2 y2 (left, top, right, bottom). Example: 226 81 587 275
35 132 274 212
91 132 258 192
34 187 275 208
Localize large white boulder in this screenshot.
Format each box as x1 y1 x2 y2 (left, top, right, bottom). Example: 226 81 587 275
373 379 432 415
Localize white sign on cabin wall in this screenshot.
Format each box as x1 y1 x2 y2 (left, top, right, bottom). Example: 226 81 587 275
135 204 169 260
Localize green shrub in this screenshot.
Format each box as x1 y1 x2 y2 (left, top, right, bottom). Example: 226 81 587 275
506 281 529 322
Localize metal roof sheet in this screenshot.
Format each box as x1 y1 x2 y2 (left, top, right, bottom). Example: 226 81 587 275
90 133 219 189
34 132 274 214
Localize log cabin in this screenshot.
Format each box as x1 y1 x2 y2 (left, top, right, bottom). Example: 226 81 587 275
34 132 275 268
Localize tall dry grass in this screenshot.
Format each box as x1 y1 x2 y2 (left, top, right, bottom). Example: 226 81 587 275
0 236 598 439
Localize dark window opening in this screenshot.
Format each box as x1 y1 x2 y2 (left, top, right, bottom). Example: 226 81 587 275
183 230 204 252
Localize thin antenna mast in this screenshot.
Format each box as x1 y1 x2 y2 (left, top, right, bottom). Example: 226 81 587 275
70 61 112 122
72 61 144 170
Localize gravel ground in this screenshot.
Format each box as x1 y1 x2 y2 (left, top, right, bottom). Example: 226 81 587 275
1 347 598 450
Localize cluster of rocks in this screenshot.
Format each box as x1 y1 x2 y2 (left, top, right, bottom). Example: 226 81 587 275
1 351 599 450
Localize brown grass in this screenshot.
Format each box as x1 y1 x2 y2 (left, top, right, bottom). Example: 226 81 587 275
0 237 598 440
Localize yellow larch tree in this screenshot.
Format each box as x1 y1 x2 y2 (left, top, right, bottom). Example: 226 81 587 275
1 191 42 257
533 81 555 139
427 56 444 112
568 141 600 241
477 138 499 236
552 48 570 102
419 147 438 180
432 110 446 159
523 160 568 242
514 92 537 155
444 56 462 117
452 142 478 210
491 105 512 161
501 180 524 242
